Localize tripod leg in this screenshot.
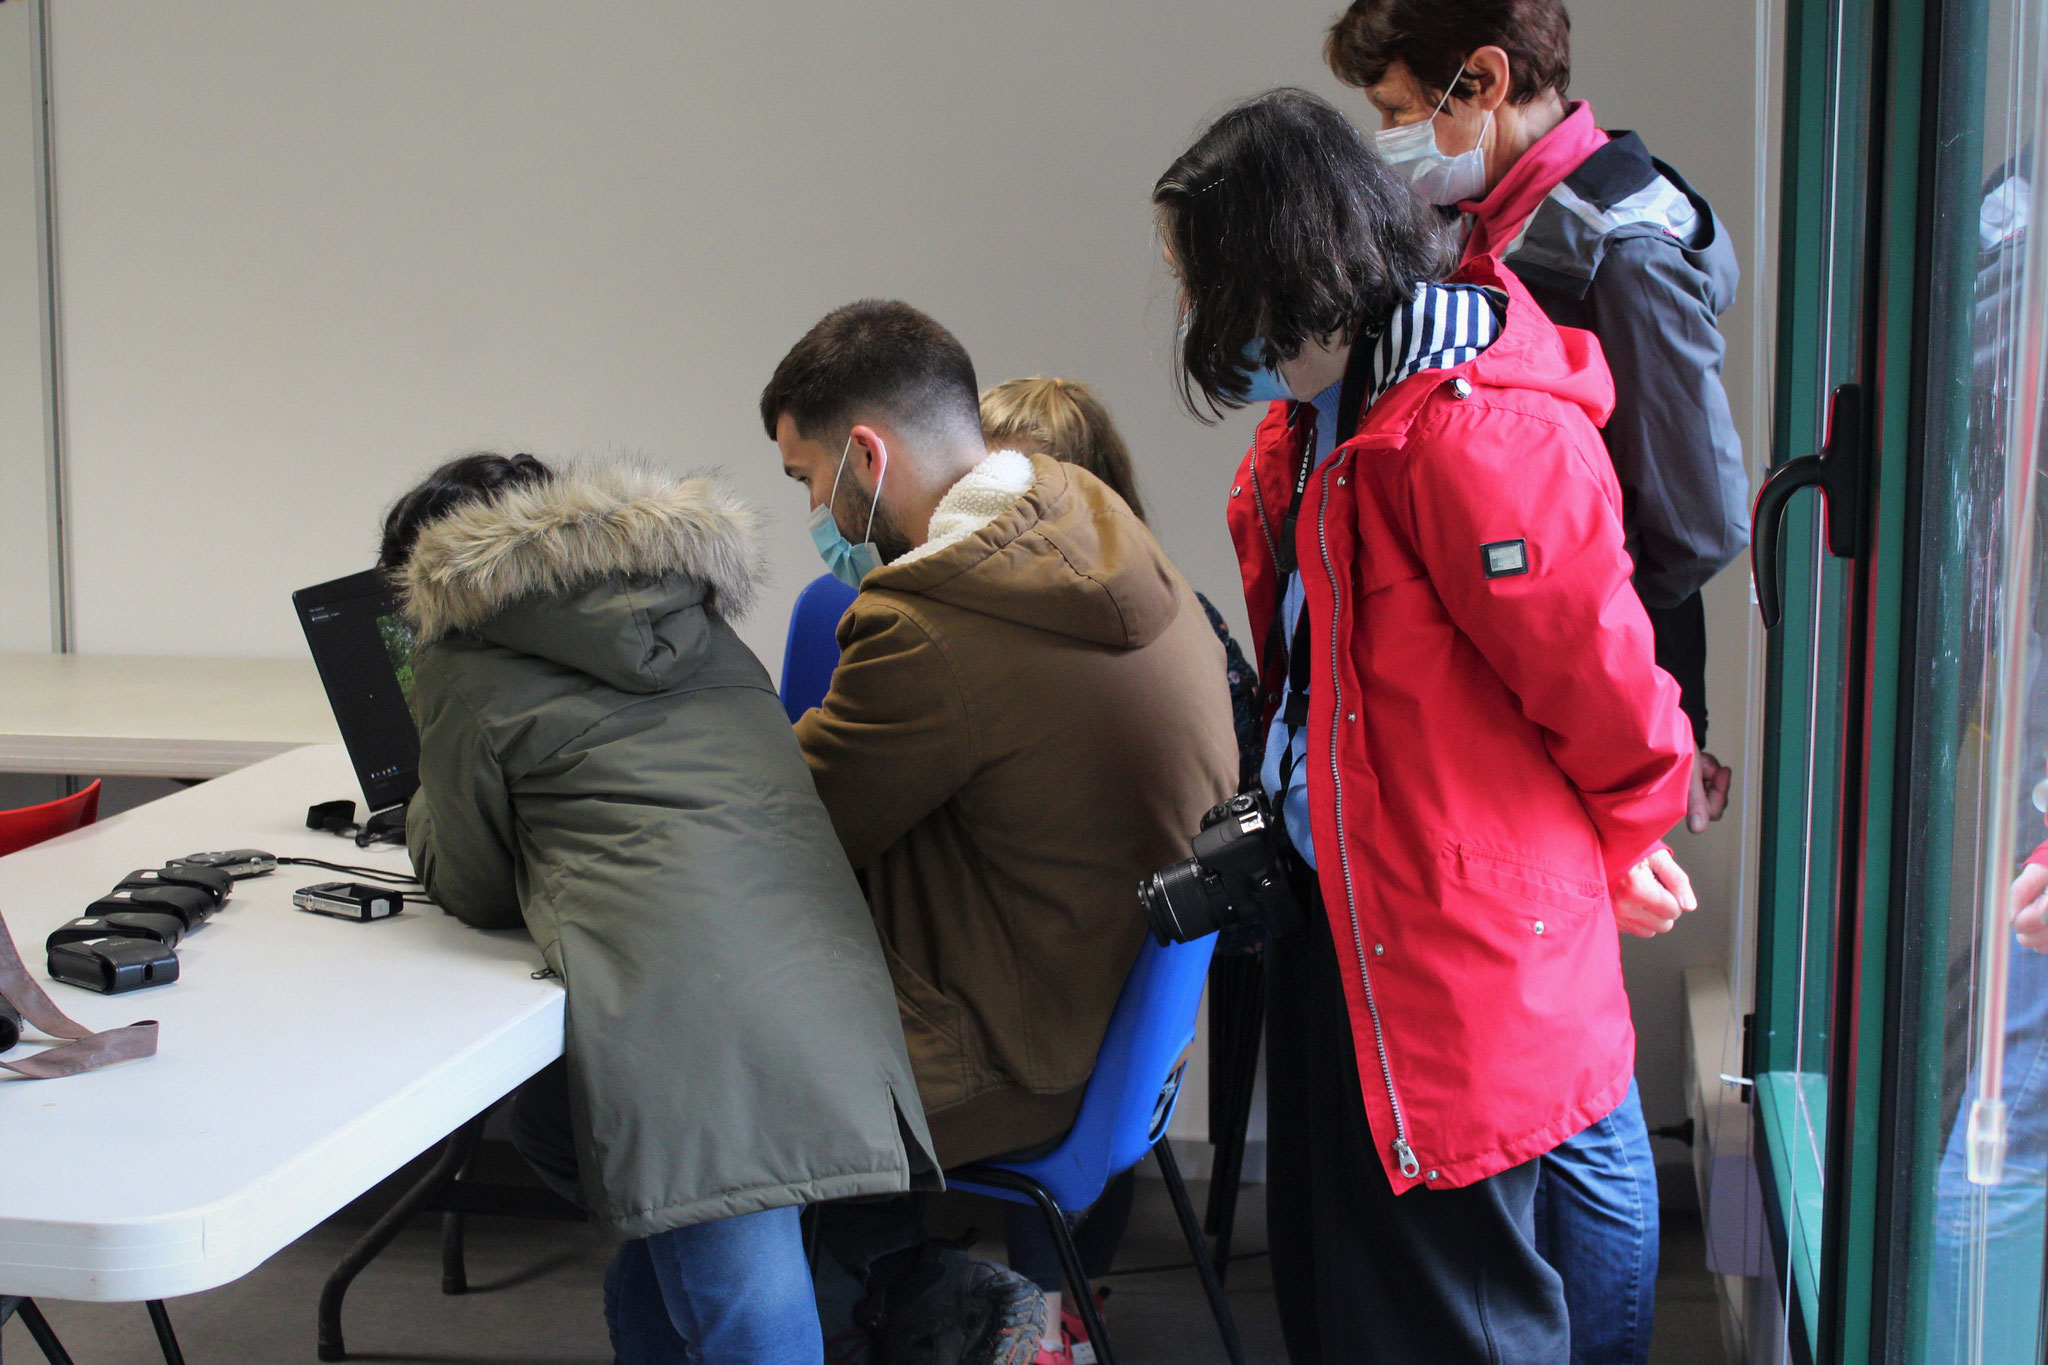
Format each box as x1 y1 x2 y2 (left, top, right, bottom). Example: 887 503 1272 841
1208 958 1264 1277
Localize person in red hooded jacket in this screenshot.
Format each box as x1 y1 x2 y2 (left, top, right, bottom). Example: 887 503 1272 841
1153 89 1694 1363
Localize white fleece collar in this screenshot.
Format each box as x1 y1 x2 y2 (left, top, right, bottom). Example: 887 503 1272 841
893 450 1037 567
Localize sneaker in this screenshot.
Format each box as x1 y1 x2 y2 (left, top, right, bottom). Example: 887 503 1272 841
1028 1287 1111 1365
866 1243 1048 1365
1058 1288 1108 1365
1030 1322 1093 1365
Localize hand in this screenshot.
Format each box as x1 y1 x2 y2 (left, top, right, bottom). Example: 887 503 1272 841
1686 750 1732 834
2011 863 2048 954
1613 848 1698 938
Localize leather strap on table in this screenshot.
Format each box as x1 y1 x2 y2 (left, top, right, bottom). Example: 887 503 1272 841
0 902 157 1079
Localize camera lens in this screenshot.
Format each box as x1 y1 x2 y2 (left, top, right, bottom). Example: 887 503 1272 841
1140 858 1222 945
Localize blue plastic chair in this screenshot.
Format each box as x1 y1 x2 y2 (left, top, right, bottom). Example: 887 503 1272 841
779 573 859 721
949 931 1248 1365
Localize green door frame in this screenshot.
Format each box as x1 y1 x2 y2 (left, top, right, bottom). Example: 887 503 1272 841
1751 0 1939 1354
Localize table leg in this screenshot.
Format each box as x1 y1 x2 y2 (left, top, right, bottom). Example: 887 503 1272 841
316 1116 486 1362
0 1296 79 1365
144 1301 185 1365
439 1134 481 1296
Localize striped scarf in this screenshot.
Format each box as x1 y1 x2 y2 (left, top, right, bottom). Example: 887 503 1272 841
1363 282 1507 408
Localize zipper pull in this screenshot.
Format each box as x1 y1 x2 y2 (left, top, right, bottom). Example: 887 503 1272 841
1393 1139 1421 1179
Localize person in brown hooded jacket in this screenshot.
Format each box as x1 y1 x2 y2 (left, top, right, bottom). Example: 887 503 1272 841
762 299 1238 1365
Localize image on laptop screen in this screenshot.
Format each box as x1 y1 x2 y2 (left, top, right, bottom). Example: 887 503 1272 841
293 570 421 813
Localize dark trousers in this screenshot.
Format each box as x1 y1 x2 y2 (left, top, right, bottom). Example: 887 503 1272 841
1002 1169 1137 1293
1264 907 1571 1364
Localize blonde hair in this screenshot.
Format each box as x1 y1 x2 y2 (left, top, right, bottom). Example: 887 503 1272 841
978 377 1147 523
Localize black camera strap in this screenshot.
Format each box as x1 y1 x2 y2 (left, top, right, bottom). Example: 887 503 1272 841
0 901 157 1079
1267 405 1317 803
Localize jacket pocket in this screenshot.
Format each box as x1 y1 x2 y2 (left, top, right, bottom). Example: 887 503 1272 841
877 940 977 1113
1441 841 1607 922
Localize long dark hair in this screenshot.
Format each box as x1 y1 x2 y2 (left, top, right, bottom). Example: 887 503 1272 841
1154 88 1454 420
378 452 553 576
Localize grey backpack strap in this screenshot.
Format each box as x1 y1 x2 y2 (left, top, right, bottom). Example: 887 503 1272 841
0 903 157 1079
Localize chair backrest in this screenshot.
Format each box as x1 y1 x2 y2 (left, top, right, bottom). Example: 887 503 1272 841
779 573 859 722
1001 930 1219 1211
0 780 102 858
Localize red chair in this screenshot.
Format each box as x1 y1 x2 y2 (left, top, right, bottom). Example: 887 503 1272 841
0 781 102 858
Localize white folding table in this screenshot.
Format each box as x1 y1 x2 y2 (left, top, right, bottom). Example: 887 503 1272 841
0 653 342 780
0 745 564 1358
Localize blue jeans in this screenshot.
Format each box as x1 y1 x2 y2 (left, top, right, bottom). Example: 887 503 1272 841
1927 940 2048 1364
604 1207 822 1365
1534 1080 1659 1365
508 1061 823 1365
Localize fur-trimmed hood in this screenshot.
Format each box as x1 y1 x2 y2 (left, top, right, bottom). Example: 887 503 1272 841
400 459 766 644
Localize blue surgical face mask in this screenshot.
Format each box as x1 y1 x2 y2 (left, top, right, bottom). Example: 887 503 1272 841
1375 68 1493 207
1241 340 1298 404
1178 316 1300 406
808 434 887 589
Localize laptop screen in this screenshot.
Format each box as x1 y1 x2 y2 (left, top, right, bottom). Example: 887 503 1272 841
293 570 420 813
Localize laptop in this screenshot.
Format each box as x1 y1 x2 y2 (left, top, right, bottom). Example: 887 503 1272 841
293 570 420 815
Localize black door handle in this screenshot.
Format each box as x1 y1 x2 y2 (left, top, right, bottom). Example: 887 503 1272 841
1752 382 1866 629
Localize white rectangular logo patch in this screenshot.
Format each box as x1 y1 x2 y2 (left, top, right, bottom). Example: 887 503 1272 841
1482 539 1529 578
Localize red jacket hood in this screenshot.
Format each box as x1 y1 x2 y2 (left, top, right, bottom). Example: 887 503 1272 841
1442 254 1614 430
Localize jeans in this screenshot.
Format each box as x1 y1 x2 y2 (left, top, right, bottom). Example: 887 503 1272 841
509 1060 824 1365
1534 1080 1659 1365
1927 941 2048 1364
606 1208 823 1365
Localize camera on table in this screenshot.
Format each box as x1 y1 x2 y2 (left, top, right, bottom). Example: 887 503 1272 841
1139 791 1304 945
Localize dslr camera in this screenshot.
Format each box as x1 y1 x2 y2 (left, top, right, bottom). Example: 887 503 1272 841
1139 791 1304 945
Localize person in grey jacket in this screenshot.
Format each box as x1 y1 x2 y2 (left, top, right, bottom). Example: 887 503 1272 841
384 452 939 1365
1329 0 1747 835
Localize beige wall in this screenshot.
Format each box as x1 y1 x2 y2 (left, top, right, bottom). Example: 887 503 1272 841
40 0 1348 664
1571 0 1774 1164
23 0 1772 1154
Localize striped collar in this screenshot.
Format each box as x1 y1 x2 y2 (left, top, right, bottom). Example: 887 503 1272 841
1363 282 1507 408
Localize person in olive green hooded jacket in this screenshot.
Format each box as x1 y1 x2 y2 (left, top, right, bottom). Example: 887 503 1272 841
384 452 938 1365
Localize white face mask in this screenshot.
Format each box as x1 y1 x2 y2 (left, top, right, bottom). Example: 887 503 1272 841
1374 69 1493 206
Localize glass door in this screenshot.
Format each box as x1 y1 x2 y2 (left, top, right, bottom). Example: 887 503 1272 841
1752 0 2048 1356
1887 0 2048 1359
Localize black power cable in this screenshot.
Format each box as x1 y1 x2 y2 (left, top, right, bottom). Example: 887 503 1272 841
277 857 423 887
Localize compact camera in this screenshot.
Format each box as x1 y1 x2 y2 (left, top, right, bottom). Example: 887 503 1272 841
293 881 403 922
171 849 277 880
1138 792 1305 945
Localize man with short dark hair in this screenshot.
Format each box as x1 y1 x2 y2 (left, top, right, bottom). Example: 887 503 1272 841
761 300 1238 1365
